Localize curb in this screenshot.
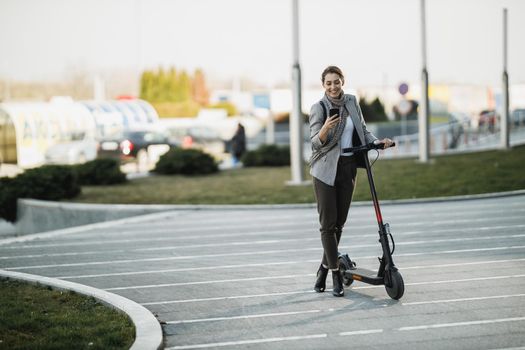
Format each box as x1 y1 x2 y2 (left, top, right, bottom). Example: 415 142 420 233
376 189 525 206
0 269 163 350
0 210 185 246
2 189 524 247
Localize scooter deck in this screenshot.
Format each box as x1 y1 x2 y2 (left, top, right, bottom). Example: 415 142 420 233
344 267 384 286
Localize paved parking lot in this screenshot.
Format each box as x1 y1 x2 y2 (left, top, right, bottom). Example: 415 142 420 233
1 194 524 349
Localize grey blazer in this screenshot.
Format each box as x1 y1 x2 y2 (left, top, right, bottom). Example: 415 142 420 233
309 94 377 186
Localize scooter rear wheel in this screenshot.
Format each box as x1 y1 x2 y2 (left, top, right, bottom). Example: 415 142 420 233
385 270 404 300
338 256 354 286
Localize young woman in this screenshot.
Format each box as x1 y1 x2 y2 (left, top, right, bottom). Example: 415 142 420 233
309 66 393 297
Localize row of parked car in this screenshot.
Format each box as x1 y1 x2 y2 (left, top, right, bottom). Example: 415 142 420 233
475 108 525 130
45 125 226 170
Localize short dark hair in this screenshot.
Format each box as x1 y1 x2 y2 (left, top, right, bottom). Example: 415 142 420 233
321 66 344 84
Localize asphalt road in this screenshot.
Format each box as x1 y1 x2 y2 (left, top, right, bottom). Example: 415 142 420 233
1 194 524 350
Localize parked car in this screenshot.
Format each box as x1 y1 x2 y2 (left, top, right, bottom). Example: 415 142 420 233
97 128 178 171
512 108 525 126
45 131 98 165
166 126 225 158
478 109 499 132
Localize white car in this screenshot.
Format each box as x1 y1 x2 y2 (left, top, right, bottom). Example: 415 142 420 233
45 132 98 165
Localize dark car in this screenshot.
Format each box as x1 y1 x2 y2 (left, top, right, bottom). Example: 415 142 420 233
166 126 225 158
97 128 178 171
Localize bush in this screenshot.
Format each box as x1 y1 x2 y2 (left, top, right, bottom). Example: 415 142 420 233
153 148 218 175
242 144 290 167
17 165 81 200
0 177 17 223
75 158 127 185
0 165 81 223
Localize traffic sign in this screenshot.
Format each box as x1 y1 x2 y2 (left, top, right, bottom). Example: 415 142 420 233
398 83 409 96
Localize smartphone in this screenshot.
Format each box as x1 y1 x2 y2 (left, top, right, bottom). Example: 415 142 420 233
329 108 339 119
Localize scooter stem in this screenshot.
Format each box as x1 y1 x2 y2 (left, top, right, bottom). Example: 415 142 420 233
363 151 384 228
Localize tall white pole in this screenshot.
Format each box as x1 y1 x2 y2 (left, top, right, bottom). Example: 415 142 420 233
419 0 430 163
288 0 306 185
501 8 510 149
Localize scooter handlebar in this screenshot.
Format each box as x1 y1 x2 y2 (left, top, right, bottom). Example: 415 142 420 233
342 141 395 154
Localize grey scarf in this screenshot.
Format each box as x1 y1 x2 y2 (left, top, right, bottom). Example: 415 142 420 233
309 92 348 166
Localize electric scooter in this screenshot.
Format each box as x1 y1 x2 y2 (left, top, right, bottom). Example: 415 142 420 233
338 141 405 300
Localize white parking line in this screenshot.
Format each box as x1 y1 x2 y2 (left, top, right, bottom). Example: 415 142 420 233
82 214 525 238
398 317 525 331
166 309 525 336
62 204 525 240
139 259 525 305
402 258 525 270
60 257 525 280
60 260 320 279
2 219 523 252
402 293 525 306
59 257 318 280
4 233 524 261
401 224 525 236
162 315 525 349
0 229 302 249
166 309 323 325
6 245 525 271
339 329 384 336
165 333 328 350
105 274 314 291
142 290 315 306
109 273 525 292
401 274 525 288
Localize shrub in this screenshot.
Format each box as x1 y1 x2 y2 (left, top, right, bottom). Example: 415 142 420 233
242 144 290 167
75 158 127 185
0 177 17 223
17 165 81 200
0 165 81 223
153 148 218 175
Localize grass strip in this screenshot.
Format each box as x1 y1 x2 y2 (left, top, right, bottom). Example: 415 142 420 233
0 279 134 350
72 145 525 205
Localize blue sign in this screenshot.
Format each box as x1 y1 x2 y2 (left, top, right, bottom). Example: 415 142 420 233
398 83 409 95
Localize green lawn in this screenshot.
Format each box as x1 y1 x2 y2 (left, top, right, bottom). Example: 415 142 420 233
0 279 134 350
72 145 525 205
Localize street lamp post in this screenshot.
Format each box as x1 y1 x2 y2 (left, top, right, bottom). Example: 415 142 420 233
419 0 430 163
501 8 510 150
288 0 306 185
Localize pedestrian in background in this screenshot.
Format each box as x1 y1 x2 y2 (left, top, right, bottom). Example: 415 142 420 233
231 122 246 166
309 66 394 297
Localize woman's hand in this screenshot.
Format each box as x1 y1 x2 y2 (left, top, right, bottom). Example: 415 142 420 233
376 138 395 148
319 115 340 143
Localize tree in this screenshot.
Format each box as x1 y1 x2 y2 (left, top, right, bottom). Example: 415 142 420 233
358 96 388 123
192 69 209 106
138 66 215 117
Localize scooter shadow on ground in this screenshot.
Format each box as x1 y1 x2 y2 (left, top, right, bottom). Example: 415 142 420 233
261 288 401 328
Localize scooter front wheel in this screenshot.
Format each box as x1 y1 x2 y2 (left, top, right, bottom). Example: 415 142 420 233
385 270 404 300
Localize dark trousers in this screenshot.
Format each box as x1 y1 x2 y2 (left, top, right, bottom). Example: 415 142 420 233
313 156 357 269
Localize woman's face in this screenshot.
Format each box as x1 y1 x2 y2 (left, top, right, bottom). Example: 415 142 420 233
323 73 343 98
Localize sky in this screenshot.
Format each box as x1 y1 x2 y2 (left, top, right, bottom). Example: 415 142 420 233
1 0 524 91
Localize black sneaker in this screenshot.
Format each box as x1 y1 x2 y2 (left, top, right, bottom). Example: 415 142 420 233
314 264 329 293
332 269 344 297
